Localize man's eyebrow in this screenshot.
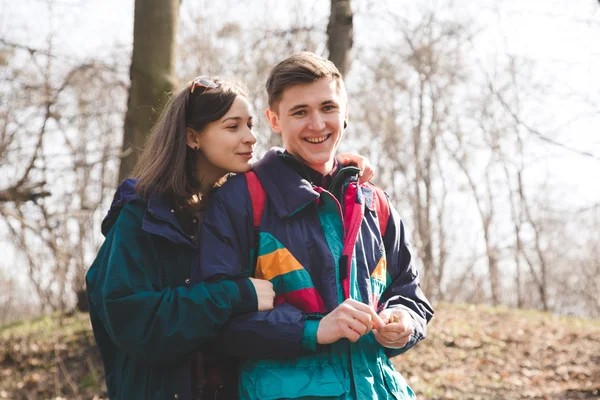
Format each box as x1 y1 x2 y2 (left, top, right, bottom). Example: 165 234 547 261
288 100 338 113
288 104 308 113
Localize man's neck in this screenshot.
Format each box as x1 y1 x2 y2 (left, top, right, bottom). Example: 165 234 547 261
305 160 335 176
280 151 339 189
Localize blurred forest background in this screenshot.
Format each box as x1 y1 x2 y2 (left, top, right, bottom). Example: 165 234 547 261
1 0 600 398
1 0 599 324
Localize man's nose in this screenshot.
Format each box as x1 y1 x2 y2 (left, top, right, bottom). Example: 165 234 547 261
307 112 325 131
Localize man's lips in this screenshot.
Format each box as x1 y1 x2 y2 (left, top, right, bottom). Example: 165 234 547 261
304 134 331 144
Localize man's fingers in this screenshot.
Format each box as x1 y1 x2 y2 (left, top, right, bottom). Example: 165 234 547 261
346 308 374 332
374 328 400 342
339 300 385 329
337 311 370 336
373 329 392 345
379 321 414 337
378 328 410 342
347 301 386 328
378 309 392 322
342 325 362 342
350 316 372 336
337 155 350 165
373 329 411 348
358 168 374 183
373 329 397 346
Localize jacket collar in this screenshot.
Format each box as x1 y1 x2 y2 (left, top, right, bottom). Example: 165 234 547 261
252 149 320 219
101 178 194 247
252 148 362 219
145 195 196 247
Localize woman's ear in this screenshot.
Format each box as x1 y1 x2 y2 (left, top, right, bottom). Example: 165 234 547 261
186 127 201 150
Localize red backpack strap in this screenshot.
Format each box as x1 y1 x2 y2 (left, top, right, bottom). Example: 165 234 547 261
245 171 265 275
245 171 266 228
371 186 390 237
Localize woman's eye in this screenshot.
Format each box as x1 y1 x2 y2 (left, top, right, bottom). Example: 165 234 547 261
248 123 254 129
227 125 238 130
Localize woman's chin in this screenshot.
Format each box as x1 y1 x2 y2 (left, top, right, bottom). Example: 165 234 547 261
228 162 253 174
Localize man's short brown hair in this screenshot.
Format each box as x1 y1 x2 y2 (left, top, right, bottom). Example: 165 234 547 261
266 51 346 112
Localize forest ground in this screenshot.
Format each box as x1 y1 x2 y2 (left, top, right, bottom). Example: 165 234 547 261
1 303 599 399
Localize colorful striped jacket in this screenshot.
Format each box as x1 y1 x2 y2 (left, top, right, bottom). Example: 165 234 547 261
199 149 434 399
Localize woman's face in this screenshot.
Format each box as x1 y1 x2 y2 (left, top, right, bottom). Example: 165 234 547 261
190 96 257 177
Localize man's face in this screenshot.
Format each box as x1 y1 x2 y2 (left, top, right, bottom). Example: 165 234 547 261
266 77 347 174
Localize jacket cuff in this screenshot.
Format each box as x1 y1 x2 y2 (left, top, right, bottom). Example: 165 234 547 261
385 334 418 358
301 319 320 352
231 278 258 314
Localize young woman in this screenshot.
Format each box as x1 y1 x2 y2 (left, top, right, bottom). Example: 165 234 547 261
86 76 374 400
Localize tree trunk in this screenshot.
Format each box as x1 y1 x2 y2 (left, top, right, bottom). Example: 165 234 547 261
327 0 353 77
118 0 180 182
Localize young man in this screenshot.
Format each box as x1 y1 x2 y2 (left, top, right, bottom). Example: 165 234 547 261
199 52 433 399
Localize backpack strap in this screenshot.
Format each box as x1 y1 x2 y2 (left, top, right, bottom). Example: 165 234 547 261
245 171 265 229
245 171 266 275
370 185 390 237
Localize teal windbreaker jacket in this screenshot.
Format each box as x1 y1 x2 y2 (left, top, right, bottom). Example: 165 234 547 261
86 179 258 400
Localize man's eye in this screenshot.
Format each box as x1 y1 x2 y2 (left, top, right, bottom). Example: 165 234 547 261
323 105 336 112
292 110 306 116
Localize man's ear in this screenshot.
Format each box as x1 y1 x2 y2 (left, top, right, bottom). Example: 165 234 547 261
186 127 201 150
265 108 282 134
344 103 349 125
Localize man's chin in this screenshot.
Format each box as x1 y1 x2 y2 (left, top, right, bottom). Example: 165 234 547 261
304 157 336 173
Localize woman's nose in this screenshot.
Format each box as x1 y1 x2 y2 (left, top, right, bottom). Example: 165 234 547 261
244 127 257 144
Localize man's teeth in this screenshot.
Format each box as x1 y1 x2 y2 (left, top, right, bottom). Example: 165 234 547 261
305 136 328 144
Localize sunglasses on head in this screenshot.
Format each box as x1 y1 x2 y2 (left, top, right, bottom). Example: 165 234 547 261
190 77 219 94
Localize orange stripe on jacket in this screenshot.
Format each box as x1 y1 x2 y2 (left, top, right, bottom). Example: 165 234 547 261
371 257 387 283
255 247 304 281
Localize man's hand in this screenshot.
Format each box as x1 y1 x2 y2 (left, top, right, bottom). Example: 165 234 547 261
316 299 386 344
248 278 275 311
338 153 375 184
373 308 414 349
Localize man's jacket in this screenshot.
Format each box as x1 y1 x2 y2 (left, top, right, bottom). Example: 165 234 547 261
199 149 434 400
85 179 257 400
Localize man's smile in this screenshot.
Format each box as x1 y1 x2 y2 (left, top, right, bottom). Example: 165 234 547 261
304 134 331 144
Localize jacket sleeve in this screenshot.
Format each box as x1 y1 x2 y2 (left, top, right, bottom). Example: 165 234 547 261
379 196 434 357
199 177 313 359
86 203 258 365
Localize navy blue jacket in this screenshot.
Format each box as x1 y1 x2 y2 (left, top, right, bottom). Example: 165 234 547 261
199 149 433 399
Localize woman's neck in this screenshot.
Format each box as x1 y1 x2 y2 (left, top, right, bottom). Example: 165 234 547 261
194 156 228 197
197 176 219 198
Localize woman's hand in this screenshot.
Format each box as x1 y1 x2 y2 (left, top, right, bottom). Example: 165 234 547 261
248 278 275 311
338 153 375 184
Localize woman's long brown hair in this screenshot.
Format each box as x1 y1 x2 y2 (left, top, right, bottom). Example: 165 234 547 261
131 77 247 206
